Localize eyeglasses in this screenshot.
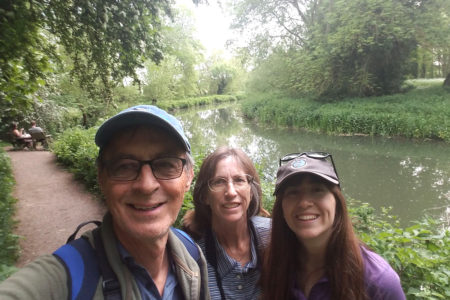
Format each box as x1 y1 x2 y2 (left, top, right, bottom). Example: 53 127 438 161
103 157 186 181
279 151 340 182
208 174 253 193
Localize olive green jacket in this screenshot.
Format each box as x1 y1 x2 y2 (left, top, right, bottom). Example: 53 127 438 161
0 213 210 300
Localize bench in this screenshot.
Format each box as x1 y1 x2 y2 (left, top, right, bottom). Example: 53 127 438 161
9 133 33 150
29 131 52 150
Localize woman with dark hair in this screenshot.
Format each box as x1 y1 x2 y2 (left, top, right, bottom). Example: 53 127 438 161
183 147 271 299
260 152 405 300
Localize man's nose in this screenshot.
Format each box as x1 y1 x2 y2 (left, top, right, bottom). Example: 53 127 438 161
133 164 159 192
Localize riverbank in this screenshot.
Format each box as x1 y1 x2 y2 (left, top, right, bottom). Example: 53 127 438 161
241 79 450 142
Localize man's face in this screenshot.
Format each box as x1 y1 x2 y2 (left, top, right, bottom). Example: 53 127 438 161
98 126 193 245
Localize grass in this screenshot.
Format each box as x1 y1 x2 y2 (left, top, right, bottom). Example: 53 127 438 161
241 79 450 142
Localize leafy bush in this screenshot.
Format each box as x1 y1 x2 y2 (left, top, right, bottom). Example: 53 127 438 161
52 127 100 193
0 148 19 281
350 201 450 299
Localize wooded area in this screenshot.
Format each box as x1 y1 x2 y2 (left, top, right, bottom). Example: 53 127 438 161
1 0 449 138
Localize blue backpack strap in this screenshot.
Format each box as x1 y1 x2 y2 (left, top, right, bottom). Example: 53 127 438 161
53 237 100 300
171 227 200 262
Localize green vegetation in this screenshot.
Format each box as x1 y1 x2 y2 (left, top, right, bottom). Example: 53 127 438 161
50 126 450 298
242 80 450 142
232 0 450 98
350 201 450 299
0 147 19 281
52 127 99 194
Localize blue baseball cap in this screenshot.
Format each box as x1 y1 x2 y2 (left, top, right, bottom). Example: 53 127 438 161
95 105 191 153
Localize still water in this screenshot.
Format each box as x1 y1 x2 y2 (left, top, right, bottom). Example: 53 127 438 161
176 104 450 226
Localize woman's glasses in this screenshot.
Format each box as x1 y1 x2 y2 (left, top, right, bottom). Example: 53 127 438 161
208 174 253 193
279 152 340 182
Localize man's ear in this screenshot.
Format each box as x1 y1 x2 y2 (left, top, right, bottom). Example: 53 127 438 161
184 168 194 192
97 167 106 195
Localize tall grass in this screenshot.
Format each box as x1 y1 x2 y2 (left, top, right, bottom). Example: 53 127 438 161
0 147 19 281
242 80 450 142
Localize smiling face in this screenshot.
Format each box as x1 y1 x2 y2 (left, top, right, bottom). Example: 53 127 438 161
207 156 252 228
98 126 193 245
281 175 336 247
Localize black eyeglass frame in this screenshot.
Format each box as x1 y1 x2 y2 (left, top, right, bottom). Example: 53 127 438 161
279 151 340 184
103 157 187 181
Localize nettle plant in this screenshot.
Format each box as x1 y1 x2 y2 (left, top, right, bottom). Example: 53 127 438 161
350 200 450 299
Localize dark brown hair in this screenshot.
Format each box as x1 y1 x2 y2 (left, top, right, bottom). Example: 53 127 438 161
260 174 367 300
183 147 267 239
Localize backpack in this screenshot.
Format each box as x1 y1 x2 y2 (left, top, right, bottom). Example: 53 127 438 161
53 221 200 300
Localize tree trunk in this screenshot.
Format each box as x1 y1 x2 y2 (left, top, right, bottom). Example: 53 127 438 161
444 73 450 86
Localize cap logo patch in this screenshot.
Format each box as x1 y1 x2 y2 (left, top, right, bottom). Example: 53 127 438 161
292 159 306 168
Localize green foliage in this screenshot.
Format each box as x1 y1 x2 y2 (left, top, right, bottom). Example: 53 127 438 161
305 0 417 96
0 0 52 109
349 200 450 299
0 148 19 281
52 127 100 193
44 0 172 104
157 95 240 111
232 0 450 98
242 80 450 142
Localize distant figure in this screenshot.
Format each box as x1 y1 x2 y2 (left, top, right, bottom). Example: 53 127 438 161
28 120 44 134
28 120 50 149
11 123 32 148
11 123 29 138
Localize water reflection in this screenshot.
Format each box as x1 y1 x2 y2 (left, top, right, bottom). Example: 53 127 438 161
176 104 450 225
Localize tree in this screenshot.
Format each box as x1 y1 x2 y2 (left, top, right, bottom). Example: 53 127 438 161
0 0 173 122
0 0 52 120
143 6 204 101
230 0 449 97
44 0 172 105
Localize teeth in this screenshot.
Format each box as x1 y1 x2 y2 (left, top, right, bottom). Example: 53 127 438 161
133 204 160 210
224 203 239 208
297 215 318 221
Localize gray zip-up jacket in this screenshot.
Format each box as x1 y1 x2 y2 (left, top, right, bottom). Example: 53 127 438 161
0 213 210 300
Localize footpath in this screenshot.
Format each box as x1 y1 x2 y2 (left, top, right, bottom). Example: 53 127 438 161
7 148 106 267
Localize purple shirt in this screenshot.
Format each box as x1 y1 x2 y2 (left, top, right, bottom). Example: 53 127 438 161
292 248 406 300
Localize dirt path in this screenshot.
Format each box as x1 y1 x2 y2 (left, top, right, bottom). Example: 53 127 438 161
7 148 106 267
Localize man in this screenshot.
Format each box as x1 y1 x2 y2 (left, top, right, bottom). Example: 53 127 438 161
0 105 210 299
28 120 50 149
28 120 44 134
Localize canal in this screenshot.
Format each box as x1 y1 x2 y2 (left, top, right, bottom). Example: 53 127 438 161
176 103 450 226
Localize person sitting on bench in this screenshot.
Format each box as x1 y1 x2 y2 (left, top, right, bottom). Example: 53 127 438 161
11 123 32 149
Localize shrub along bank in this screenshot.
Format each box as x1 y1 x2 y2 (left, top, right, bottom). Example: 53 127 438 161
51 127 450 298
0 147 19 281
241 81 450 142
